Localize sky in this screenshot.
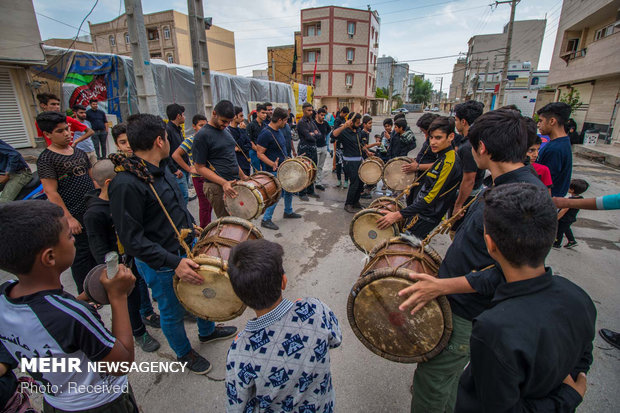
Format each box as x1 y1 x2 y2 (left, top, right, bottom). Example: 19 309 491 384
32 0 564 93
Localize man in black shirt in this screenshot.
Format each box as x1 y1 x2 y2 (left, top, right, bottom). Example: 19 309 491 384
247 104 268 172
332 112 366 212
452 101 484 214
332 106 349 130
193 100 249 218
397 110 554 413
388 118 416 159
227 106 252 176
314 107 331 191
296 102 321 200
455 183 594 412
166 103 189 205
110 113 237 375
85 99 109 159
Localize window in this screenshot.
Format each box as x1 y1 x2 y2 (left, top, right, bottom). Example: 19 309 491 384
566 38 579 53
345 73 353 86
347 21 356 37
150 53 161 59
531 77 539 86
303 74 321 88
346 48 355 62
304 50 320 63
109 35 115 46
147 28 159 41
163 27 171 39
305 22 321 37
124 33 130 44
594 24 614 41
167 54 174 64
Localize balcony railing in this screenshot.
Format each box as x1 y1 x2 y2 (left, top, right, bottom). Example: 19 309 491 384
560 48 587 64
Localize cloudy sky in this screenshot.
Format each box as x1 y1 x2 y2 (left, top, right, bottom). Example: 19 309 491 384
33 0 563 92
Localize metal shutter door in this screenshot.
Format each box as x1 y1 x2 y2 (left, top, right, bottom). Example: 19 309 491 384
0 68 30 148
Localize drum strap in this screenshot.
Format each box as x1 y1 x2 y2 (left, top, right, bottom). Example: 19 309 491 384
422 193 481 245
372 250 440 276
395 167 431 200
235 143 252 163
147 182 193 258
269 130 291 160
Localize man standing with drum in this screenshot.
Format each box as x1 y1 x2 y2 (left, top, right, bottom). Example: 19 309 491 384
296 102 321 201
247 104 268 173
256 107 302 230
332 112 366 213
193 100 250 219
110 113 237 375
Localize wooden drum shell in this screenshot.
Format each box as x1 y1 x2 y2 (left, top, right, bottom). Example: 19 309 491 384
224 172 282 220
277 156 317 193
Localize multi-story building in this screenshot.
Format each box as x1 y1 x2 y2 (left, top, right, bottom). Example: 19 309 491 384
547 0 620 143
44 36 95 52
299 6 380 113
89 10 237 75
448 57 467 102
267 32 302 84
376 56 409 103
0 0 44 148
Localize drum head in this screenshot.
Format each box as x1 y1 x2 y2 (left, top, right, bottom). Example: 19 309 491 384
200 216 263 241
347 268 452 363
383 157 415 191
349 209 399 253
369 196 405 211
174 259 246 322
364 235 443 276
278 159 308 193
224 183 263 220
359 160 383 185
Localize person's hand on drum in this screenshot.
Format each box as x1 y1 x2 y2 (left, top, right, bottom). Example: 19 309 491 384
402 161 418 173
271 158 279 172
397 272 445 315
376 210 403 229
176 258 204 285
222 181 238 198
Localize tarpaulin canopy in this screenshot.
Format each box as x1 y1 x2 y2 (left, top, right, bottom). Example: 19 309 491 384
32 46 296 132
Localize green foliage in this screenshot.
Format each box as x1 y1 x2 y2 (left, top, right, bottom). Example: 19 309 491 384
408 77 433 106
559 89 583 114
375 87 389 99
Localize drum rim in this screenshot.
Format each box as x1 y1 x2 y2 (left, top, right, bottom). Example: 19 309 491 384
173 262 247 322
225 182 264 220
278 157 315 192
358 159 384 185
349 208 399 253
367 235 443 269
251 171 283 205
369 196 406 211
382 156 414 191
347 267 453 363
200 216 264 241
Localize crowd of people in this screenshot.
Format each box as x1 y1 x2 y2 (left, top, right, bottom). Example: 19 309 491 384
0 92 618 413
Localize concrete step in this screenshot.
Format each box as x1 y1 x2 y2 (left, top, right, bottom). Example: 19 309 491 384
573 143 620 168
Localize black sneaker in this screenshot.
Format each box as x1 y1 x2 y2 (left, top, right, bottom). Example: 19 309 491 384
599 328 620 350
142 313 161 329
261 220 279 230
353 202 364 210
308 193 320 199
299 195 310 201
136 332 160 352
315 184 326 191
360 192 372 199
178 349 211 375
552 243 561 249
344 205 357 213
283 212 302 219
564 241 578 249
199 325 238 343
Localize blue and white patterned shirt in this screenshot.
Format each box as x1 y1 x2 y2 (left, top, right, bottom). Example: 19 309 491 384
226 298 342 413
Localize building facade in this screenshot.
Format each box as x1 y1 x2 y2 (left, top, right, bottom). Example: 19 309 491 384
267 32 302 84
89 10 237 75
547 0 620 143
376 56 409 102
448 57 467 102
299 6 380 113
0 0 45 148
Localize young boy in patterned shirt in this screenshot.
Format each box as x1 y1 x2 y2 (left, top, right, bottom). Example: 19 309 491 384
225 239 342 413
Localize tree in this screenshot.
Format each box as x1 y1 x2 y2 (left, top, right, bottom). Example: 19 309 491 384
375 87 389 99
559 89 583 114
409 77 433 106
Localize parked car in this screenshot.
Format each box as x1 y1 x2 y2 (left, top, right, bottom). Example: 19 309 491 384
391 108 409 115
432 107 439 112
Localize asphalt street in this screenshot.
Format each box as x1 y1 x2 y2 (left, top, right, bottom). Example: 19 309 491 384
3 112 619 412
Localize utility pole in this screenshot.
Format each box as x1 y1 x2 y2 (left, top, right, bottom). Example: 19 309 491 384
472 60 481 101
461 57 471 99
496 0 519 107
388 59 395 110
188 0 213 117
481 61 490 109
271 57 275 81
438 76 443 108
124 0 159 114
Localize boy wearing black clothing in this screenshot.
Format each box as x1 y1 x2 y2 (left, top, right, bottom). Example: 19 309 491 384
388 118 416 159
455 183 595 412
377 116 462 238
296 102 320 199
84 159 161 353
0 201 138 412
554 178 589 249
36 111 96 294
227 106 253 176
332 112 367 213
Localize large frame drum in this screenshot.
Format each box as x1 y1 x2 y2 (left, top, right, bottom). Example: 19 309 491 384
349 208 400 253
277 156 317 193
382 156 416 191
362 235 443 277
369 197 405 214
347 267 452 363
173 217 263 321
358 156 385 185
224 172 282 220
